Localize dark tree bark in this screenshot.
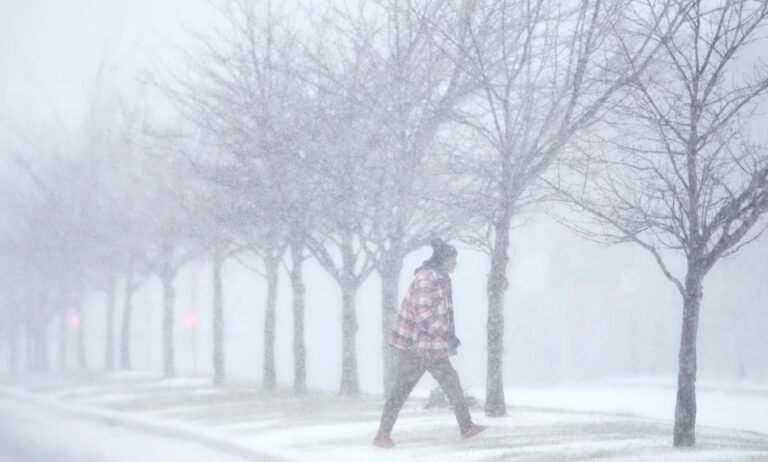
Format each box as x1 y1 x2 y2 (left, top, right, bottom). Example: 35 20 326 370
160 246 177 378
8 320 17 374
104 276 117 371
212 251 225 386
120 268 134 370
26 331 38 371
290 241 307 393
76 304 86 370
486 214 510 417
38 328 49 371
339 238 360 397
161 274 176 378
59 307 68 370
307 232 373 398
262 254 279 390
340 280 359 397
27 306 49 372
25 327 33 371
380 248 403 396
673 265 704 447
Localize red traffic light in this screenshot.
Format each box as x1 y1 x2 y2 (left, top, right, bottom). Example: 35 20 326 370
67 312 81 329
183 312 198 329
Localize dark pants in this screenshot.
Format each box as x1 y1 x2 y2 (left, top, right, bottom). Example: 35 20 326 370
377 351 472 435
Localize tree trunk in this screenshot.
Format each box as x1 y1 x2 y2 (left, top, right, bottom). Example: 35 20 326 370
212 251 225 386
486 216 510 417
340 281 360 397
120 269 134 370
262 255 279 390
290 242 307 393
38 327 49 371
162 273 176 378
59 308 68 370
24 307 33 369
104 277 117 371
28 331 41 372
627 309 639 375
25 329 33 371
8 319 17 374
27 309 49 372
76 305 86 370
380 249 403 396
338 235 360 398
673 268 704 447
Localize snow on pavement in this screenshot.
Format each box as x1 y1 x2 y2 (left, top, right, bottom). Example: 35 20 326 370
4 375 768 462
0 397 288 462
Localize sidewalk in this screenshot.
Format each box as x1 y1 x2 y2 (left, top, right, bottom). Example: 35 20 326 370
2 373 768 462
0 397 284 462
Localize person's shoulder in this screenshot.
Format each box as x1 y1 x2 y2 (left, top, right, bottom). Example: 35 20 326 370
418 267 449 279
414 268 439 282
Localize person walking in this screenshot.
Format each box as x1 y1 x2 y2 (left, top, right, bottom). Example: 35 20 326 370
374 239 488 448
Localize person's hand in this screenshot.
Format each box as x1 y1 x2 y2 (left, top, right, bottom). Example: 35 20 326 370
448 334 461 349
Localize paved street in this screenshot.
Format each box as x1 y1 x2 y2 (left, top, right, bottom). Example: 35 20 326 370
0 398 281 462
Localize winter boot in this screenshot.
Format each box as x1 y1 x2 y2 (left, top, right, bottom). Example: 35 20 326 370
373 433 395 448
462 424 489 440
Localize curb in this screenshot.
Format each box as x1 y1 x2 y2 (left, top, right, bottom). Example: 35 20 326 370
0 386 297 462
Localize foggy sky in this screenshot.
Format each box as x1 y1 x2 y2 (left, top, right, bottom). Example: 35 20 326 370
1 0 767 391
0 0 209 138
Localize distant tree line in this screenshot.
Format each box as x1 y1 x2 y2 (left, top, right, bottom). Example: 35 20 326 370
1 0 767 448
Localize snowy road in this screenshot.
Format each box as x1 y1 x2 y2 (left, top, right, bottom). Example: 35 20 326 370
0 398 287 462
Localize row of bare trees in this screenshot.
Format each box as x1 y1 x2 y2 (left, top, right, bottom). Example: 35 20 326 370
1 0 767 448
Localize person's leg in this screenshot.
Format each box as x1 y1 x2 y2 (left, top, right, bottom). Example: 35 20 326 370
377 352 426 436
427 359 473 434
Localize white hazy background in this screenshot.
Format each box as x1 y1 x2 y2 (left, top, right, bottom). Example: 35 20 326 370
1 0 767 394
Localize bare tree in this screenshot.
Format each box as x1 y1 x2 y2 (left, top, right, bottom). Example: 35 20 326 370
300 113 376 397
300 25 383 396
326 0 478 395
0 150 105 374
158 0 315 389
286 230 309 392
99 106 150 373
436 0 685 416
0 64 158 377
552 0 768 447
292 0 467 397
131 150 199 378
120 263 141 370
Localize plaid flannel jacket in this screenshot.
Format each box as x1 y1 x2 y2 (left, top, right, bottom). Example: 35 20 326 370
390 267 456 360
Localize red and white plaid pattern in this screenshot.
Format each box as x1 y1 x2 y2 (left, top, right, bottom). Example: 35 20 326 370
390 267 455 360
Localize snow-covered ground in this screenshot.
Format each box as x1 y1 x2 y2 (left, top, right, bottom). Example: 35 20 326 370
2 374 768 462
489 376 768 435
0 398 285 462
